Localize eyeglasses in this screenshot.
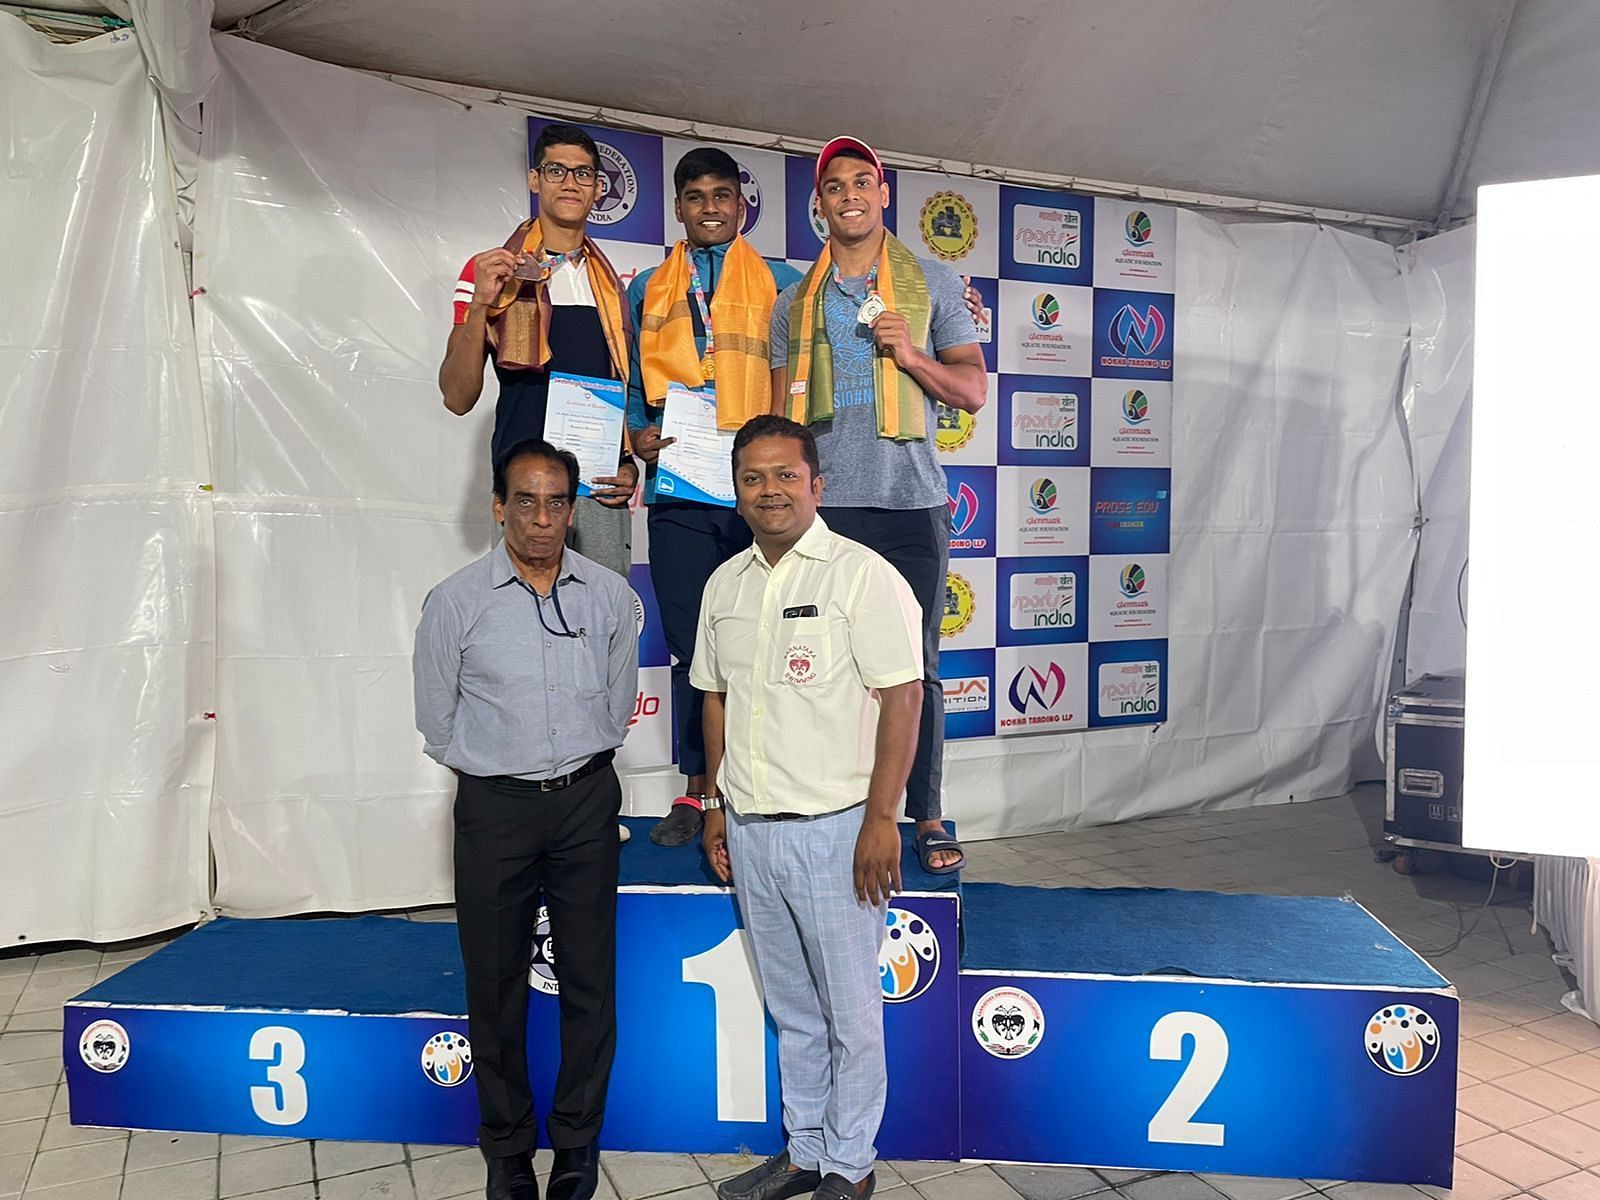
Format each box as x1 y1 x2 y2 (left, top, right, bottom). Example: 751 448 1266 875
536 162 599 185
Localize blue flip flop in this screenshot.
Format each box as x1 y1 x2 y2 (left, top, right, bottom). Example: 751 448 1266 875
915 829 966 875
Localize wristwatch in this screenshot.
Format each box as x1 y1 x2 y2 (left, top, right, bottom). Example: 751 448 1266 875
701 794 724 811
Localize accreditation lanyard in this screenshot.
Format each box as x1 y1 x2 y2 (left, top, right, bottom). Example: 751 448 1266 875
687 250 721 379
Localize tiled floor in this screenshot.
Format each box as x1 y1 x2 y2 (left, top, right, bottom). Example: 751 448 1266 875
2 783 1596 1200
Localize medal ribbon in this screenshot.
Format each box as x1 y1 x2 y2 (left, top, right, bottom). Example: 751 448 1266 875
686 252 716 359
831 259 880 306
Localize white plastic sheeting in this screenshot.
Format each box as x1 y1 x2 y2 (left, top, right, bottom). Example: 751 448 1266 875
1534 856 1600 1023
1401 227 1475 679
0 15 212 944
945 217 1416 838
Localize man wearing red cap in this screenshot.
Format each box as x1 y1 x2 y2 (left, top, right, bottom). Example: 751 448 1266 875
769 135 987 878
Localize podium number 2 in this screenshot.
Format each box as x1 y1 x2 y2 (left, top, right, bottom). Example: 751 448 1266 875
249 1026 308 1126
682 931 767 1122
1148 1012 1227 1146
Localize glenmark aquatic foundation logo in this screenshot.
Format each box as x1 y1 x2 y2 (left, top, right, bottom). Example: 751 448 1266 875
1125 210 1153 244
1031 292 1061 330
921 191 978 261
1119 563 1147 597
1122 388 1150 423
972 986 1045 1058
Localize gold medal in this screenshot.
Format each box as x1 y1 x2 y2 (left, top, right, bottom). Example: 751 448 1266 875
701 351 716 380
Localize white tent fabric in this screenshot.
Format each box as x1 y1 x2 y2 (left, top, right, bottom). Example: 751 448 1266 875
0 14 212 944
188 38 1416 914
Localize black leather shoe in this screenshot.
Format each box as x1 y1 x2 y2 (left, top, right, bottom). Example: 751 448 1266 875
812 1172 873 1200
649 801 704 847
546 1141 600 1200
716 1150 822 1200
484 1151 539 1200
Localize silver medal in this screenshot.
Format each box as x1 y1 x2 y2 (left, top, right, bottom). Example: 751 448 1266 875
857 295 887 326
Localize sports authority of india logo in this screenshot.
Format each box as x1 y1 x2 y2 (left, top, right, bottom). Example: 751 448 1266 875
1365 1004 1440 1076
941 572 976 639
78 1019 130 1073
529 904 560 995
590 141 638 226
1028 478 1057 514
920 191 978 261
1031 292 1060 330
1119 562 1146 597
1125 210 1153 245
784 643 819 685
972 986 1045 1058
879 908 940 1003
737 160 762 237
935 403 976 453
1122 388 1150 424
421 1031 474 1087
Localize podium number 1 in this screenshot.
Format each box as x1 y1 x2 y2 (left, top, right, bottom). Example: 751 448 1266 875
682 930 768 1122
1148 1012 1227 1146
249 1026 309 1126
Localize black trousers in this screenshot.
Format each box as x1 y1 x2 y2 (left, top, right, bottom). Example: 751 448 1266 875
646 501 754 779
453 764 622 1156
822 504 949 822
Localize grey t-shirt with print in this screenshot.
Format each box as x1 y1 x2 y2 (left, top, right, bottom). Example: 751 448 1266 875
769 257 978 510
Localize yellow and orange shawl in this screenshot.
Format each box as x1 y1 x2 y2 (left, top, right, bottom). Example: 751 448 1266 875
785 232 932 440
639 236 777 431
485 217 632 385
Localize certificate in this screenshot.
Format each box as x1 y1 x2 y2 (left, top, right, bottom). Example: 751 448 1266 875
655 383 736 507
544 372 627 498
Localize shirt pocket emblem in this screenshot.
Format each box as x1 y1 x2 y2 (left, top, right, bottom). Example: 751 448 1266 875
784 643 820 686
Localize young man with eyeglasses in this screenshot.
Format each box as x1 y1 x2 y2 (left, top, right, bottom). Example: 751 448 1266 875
441 122 638 580
414 438 638 1200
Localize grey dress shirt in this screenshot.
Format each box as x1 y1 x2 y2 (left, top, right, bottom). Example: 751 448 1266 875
413 542 639 779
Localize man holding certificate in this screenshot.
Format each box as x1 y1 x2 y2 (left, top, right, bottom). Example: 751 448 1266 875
440 122 637 579
769 136 987 877
624 147 802 847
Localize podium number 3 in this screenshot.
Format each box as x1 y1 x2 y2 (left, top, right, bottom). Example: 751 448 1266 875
249 1027 309 1125
1148 1012 1227 1146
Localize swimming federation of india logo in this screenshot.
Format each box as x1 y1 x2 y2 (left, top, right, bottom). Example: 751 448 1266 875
78 1019 130 1073
529 904 560 995
972 986 1045 1058
1119 562 1146 597
1125 210 1153 245
737 161 763 237
631 588 646 638
1365 1004 1439 1076
421 1031 474 1087
941 572 976 639
1122 388 1150 424
1028 478 1058 514
880 908 941 1002
590 141 638 226
920 191 978 261
1031 292 1060 330
935 403 976 453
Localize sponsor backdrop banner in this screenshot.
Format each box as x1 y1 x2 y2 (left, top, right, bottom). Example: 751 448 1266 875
527 119 1176 757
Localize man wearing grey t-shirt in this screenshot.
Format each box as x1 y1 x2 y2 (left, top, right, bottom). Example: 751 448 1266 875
769 135 986 884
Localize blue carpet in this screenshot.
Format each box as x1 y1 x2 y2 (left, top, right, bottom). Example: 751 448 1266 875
959 883 1448 989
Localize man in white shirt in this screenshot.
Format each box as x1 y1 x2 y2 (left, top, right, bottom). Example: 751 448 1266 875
692 415 923 1200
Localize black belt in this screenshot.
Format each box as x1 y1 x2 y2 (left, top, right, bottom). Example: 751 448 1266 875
502 749 615 793
754 801 864 822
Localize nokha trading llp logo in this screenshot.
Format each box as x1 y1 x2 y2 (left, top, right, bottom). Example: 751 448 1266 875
880 908 941 1002
590 141 638 225
948 481 980 536
1365 1005 1440 1076
1122 388 1150 424
941 572 976 639
1028 478 1058 514
1109 304 1167 357
1009 662 1066 712
920 191 978 261
1119 563 1147 597
529 904 560 995
1031 292 1061 330
79 1019 130 1074
737 161 763 237
935 403 977 453
1125 210 1153 245
973 986 1045 1059
943 676 991 713
421 1031 473 1087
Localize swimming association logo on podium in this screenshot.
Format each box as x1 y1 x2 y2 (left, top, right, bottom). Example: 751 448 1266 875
935 403 978 453
737 160 763 236
921 191 978 261
420 1031 474 1087
880 908 941 1002
972 986 1045 1058
592 141 639 226
1364 1004 1440 1076
529 905 560 995
941 572 977 639
79 1019 130 1073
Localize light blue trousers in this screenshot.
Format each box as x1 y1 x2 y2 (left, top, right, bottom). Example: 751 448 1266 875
726 804 887 1183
